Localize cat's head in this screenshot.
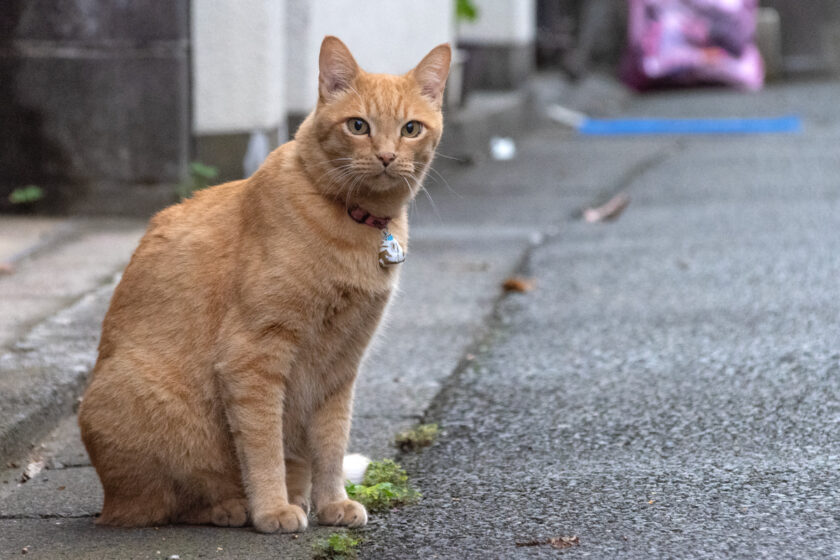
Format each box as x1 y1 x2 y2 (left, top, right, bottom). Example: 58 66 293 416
298 36 451 203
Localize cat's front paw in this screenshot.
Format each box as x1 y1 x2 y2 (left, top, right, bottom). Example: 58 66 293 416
316 499 368 528
253 504 308 534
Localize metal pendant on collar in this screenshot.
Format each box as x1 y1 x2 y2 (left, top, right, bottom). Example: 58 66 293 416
378 229 405 268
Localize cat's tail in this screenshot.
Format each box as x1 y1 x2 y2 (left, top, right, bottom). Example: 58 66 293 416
342 453 371 484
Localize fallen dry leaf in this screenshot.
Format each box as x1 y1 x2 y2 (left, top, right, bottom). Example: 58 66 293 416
583 192 630 223
516 535 580 549
502 277 536 293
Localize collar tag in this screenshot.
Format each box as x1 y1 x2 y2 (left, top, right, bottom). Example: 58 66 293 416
379 229 405 268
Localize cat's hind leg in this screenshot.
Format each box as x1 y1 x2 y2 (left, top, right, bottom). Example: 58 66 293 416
174 472 249 527
177 497 249 527
285 454 312 515
95 461 178 527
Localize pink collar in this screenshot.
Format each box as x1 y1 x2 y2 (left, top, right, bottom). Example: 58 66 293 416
348 206 391 230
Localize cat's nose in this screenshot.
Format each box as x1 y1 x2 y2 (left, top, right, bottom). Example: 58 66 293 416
377 152 396 167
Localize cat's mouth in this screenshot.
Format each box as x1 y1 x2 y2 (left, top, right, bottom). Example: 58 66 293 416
377 170 418 193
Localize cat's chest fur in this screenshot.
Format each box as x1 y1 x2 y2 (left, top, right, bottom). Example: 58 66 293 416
296 282 391 377
235 222 399 398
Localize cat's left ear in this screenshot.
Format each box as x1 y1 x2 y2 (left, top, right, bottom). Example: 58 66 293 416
411 43 452 108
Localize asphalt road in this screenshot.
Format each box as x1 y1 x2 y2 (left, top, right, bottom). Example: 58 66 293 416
362 81 840 559
2 78 839 559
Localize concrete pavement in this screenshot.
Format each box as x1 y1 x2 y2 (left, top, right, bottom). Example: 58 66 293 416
1 77 839 558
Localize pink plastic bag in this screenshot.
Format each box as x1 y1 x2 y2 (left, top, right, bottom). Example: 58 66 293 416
621 0 764 91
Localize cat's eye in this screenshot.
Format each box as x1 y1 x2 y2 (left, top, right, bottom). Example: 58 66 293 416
347 118 370 135
401 121 423 138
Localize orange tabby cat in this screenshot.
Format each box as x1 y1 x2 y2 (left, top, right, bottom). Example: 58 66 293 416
78 36 450 533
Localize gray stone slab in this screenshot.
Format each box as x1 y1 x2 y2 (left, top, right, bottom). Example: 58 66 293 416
0 217 64 263
0 467 101 518
0 517 332 560
37 415 90 469
0 297 70 349
0 280 118 464
0 227 143 299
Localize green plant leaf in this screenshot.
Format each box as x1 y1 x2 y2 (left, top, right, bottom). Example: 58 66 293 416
8 185 45 205
313 532 361 559
177 161 220 200
456 0 479 21
189 161 219 180
344 459 421 512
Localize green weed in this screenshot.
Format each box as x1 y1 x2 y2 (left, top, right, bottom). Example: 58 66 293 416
345 459 420 513
8 185 45 205
394 423 439 452
456 0 479 21
312 532 361 560
176 161 219 200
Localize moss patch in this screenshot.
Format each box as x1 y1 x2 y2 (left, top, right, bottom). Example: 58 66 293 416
394 423 439 452
312 532 361 560
345 459 420 512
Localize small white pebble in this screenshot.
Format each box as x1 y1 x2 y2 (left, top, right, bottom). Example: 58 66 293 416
343 453 371 484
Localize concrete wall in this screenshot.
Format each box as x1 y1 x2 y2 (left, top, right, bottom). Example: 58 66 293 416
285 0 454 125
192 1 286 134
0 0 190 214
457 0 537 90
458 0 536 44
762 0 840 73
192 0 287 180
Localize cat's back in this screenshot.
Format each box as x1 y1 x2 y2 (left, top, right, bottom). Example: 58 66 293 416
97 180 246 360
142 179 245 258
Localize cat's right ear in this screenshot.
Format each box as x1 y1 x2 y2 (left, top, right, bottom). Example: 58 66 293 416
319 36 359 101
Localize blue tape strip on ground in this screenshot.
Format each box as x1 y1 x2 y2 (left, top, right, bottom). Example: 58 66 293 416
579 116 802 135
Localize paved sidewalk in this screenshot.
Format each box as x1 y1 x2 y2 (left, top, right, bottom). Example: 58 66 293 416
0 219 146 462
0 224 535 559
0 218 145 349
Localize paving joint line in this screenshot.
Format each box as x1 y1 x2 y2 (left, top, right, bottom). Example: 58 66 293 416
0 513 96 520
572 142 686 220
2 219 86 267
410 237 543 436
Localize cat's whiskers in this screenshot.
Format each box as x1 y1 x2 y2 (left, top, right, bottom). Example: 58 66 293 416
343 172 370 212
321 163 359 191
407 173 442 221
425 164 462 199
313 157 354 168
400 175 414 195
433 151 466 162
324 172 364 206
